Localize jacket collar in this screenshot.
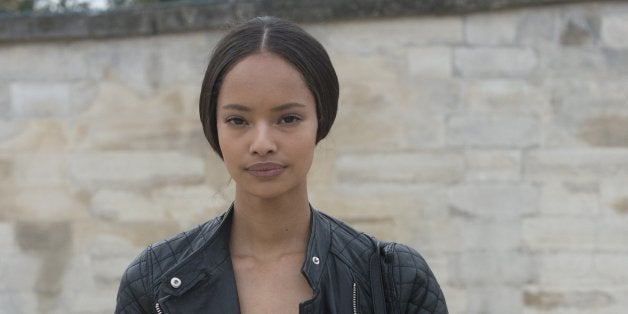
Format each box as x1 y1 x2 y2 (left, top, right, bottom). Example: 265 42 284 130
158 204 333 297
158 205 234 298
302 207 332 290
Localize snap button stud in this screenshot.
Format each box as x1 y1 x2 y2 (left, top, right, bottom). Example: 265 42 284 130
170 277 182 289
312 256 320 265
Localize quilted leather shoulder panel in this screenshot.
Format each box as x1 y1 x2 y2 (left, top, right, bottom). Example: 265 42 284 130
385 243 448 314
115 246 153 313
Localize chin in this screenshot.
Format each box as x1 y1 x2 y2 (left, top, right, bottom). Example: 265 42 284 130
240 182 304 201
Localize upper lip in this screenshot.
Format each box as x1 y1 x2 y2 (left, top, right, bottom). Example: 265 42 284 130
246 162 286 171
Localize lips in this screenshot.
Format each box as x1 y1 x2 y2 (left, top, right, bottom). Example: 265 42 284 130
245 162 286 178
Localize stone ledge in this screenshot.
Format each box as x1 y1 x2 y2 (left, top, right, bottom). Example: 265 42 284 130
0 0 605 42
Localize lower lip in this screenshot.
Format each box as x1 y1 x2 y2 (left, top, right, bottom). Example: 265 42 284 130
247 167 285 178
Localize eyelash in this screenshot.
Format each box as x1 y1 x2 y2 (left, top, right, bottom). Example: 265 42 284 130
279 114 302 124
225 117 246 126
224 115 302 126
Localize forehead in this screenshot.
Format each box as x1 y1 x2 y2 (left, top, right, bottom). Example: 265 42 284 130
218 53 315 108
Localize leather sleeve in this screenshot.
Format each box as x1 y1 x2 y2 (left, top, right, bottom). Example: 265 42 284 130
115 247 154 314
387 243 448 314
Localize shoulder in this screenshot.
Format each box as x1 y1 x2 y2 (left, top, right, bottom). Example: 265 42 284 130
141 212 225 273
382 242 448 313
318 210 377 256
115 212 227 313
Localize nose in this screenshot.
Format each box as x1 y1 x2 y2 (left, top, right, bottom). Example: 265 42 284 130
249 124 277 156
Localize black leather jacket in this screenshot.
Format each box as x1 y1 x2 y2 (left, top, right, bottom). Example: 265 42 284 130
115 206 447 313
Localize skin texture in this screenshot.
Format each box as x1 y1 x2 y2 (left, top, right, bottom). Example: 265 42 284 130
216 52 317 313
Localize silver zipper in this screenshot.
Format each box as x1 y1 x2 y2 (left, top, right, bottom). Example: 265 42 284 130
352 282 358 314
155 302 163 314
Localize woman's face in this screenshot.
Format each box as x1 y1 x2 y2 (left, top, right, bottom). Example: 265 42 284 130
216 53 318 200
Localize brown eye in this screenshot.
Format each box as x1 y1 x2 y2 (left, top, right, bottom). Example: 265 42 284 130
279 115 301 125
226 117 247 126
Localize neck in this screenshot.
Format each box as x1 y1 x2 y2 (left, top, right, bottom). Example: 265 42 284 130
229 187 311 260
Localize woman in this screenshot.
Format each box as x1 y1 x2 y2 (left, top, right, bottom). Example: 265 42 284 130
115 16 447 314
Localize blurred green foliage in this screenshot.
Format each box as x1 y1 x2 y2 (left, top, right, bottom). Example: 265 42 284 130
0 0 187 13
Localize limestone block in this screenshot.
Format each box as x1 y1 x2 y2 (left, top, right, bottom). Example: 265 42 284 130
1 120 71 151
464 287 523 314
0 44 90 81
335 152 464 185
522 217 597 251
448 184 538 221
0 293 38 314
312 16 463 56
450 219 523 251
153 185 228 228
9 187 89 221
462 80 551 115
549 79 628 119
158 32 219 85
85 39 164 95
579 115 628 147
56 234 146 313
83 114 204 151
406 78 462 114
545 79 628 146
0 120 25 146
451 250 534 285
525 149 628 180
10 82 70 118
538 181 600 216
595 219 628 252
454 47 538 77
331 55 413 150
0 82 8 118
535 253 598 286
86 235 139 284
406 47 452 78
464 150 521 182
0 155 10 178
604 49 628 76
11 153 66 187
0 222 39 290
601 12 628 48
600 181 628 216
558 9 600 47
321 185 451 245
91 189 165 222
465 11 519 45
9 81 96 118
537 47 608 78
58 253 119 314
523 288 615 312
518 9 556 46
439 287 465 314
447 113 540 148
596 253 628 284
312 183 449 220
67 151 205 189
0 222 54 314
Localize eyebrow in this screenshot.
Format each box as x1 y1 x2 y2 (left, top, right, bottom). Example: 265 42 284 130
221 102 307 112
271 102 307 112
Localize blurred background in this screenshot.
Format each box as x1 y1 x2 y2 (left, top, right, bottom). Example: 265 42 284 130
1 0 628 313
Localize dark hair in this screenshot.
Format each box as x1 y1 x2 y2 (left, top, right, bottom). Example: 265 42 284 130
199 16 339 158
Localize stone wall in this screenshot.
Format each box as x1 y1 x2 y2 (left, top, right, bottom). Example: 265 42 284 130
1 1 628 313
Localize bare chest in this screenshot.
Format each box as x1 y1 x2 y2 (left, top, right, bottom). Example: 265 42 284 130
232 254 313 314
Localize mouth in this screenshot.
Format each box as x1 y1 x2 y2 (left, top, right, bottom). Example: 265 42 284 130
245 162 287 178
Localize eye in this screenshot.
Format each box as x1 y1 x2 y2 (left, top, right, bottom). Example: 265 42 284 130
225 117 247 126
279 115 302 125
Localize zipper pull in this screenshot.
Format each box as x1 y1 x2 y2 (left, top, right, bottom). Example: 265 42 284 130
352 282 359 314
